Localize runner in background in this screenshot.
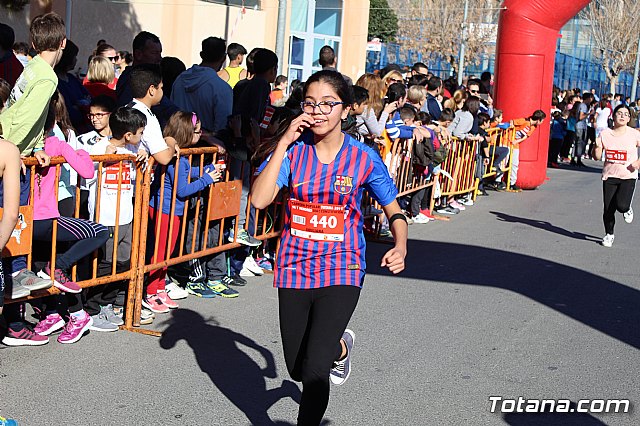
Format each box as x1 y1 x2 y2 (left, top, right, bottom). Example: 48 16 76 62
251 70 407 425
593 104 640 247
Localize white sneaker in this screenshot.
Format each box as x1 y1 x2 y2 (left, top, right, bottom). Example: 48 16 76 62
243 256 264 276
239 267 255 277
458 196 474 206
412 213 430 224
624 207 634 224
165 281 188 300
602 234 614 247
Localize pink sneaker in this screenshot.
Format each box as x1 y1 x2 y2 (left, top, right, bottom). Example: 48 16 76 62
58 311 93 344
38 264 82 294
449 200 466 211
34 313 65 336
1 324 49 346
142 294 170 313
157 291 178 309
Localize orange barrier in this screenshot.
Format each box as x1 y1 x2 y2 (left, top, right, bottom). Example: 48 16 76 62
474 127 516 197
438 137 480 198
4 149 286 336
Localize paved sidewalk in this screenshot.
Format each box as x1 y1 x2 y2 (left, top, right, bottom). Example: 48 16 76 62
1 161 638 425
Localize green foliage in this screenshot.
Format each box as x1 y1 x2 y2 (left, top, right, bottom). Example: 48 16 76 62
1 0 29 11
368 0 399 42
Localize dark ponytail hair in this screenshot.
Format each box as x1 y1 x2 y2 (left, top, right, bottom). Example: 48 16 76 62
252 107 297 166
303 70 354 105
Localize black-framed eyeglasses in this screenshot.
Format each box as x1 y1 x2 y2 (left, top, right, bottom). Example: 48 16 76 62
300 101 345 115
87 112 111 119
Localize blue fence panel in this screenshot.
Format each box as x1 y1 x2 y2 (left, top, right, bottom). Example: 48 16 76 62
366 42 635 98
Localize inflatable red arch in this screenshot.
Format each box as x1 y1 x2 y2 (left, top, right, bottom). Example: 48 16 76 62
493 0 592 189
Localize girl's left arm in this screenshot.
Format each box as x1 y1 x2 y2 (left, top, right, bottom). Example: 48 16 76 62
380 200 408 274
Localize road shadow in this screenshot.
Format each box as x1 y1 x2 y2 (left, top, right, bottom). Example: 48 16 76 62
490 211 601 242
549 162 603 174
366 240 640 350
159 309 301 425
503 401 609 425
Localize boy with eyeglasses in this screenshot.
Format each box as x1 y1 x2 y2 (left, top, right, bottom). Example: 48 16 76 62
76 95 116 218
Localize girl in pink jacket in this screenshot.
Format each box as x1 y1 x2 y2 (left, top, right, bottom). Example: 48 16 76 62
31 92 110 344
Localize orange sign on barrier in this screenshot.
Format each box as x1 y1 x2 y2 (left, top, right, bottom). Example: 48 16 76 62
1 206 33 257
207 180 242 221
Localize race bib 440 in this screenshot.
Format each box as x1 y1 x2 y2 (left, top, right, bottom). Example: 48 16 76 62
290 199 345 242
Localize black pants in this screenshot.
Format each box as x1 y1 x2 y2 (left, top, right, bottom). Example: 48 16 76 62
549 138 563 164
279 285 361 426
603 178 636 234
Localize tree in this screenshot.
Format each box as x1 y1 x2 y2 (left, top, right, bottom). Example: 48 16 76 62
390 0 500 71
581 0 640 94
1 0 29 10
369 0 399 42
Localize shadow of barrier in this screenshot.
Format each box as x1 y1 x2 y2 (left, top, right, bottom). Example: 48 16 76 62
4 147 285 337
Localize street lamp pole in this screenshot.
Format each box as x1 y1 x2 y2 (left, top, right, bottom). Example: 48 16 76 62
631 37 640 101
458 0 469 86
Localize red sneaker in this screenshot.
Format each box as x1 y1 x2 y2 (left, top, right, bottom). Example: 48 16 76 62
420 209 436 220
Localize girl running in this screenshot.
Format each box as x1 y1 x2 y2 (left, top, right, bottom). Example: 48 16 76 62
251 70 408 425
593 104 640 247
144 112 221 312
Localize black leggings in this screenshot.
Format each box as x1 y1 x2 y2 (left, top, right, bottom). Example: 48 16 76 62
603 178 636 234
279 285 361 426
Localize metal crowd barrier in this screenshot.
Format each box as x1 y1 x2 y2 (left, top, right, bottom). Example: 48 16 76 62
4 149 285 336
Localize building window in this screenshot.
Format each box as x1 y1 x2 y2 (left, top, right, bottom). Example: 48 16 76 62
289 0 343 80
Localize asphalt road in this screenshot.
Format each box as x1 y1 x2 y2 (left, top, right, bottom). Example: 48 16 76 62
1 160 638 426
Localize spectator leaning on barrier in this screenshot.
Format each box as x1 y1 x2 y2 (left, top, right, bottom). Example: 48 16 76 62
354 73 387 144
0 13 68 345
128 64 175 165
510 109 547 191
27 93 111 344
145 111 225 312
0 23 23 88
84 107 149 326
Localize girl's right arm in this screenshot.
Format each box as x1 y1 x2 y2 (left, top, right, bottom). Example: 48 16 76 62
251 113 314 209
174 159 221 199
54 137 95 179
0 141 21 250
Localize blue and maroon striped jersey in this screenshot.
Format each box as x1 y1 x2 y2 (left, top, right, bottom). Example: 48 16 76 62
257 132 398 289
